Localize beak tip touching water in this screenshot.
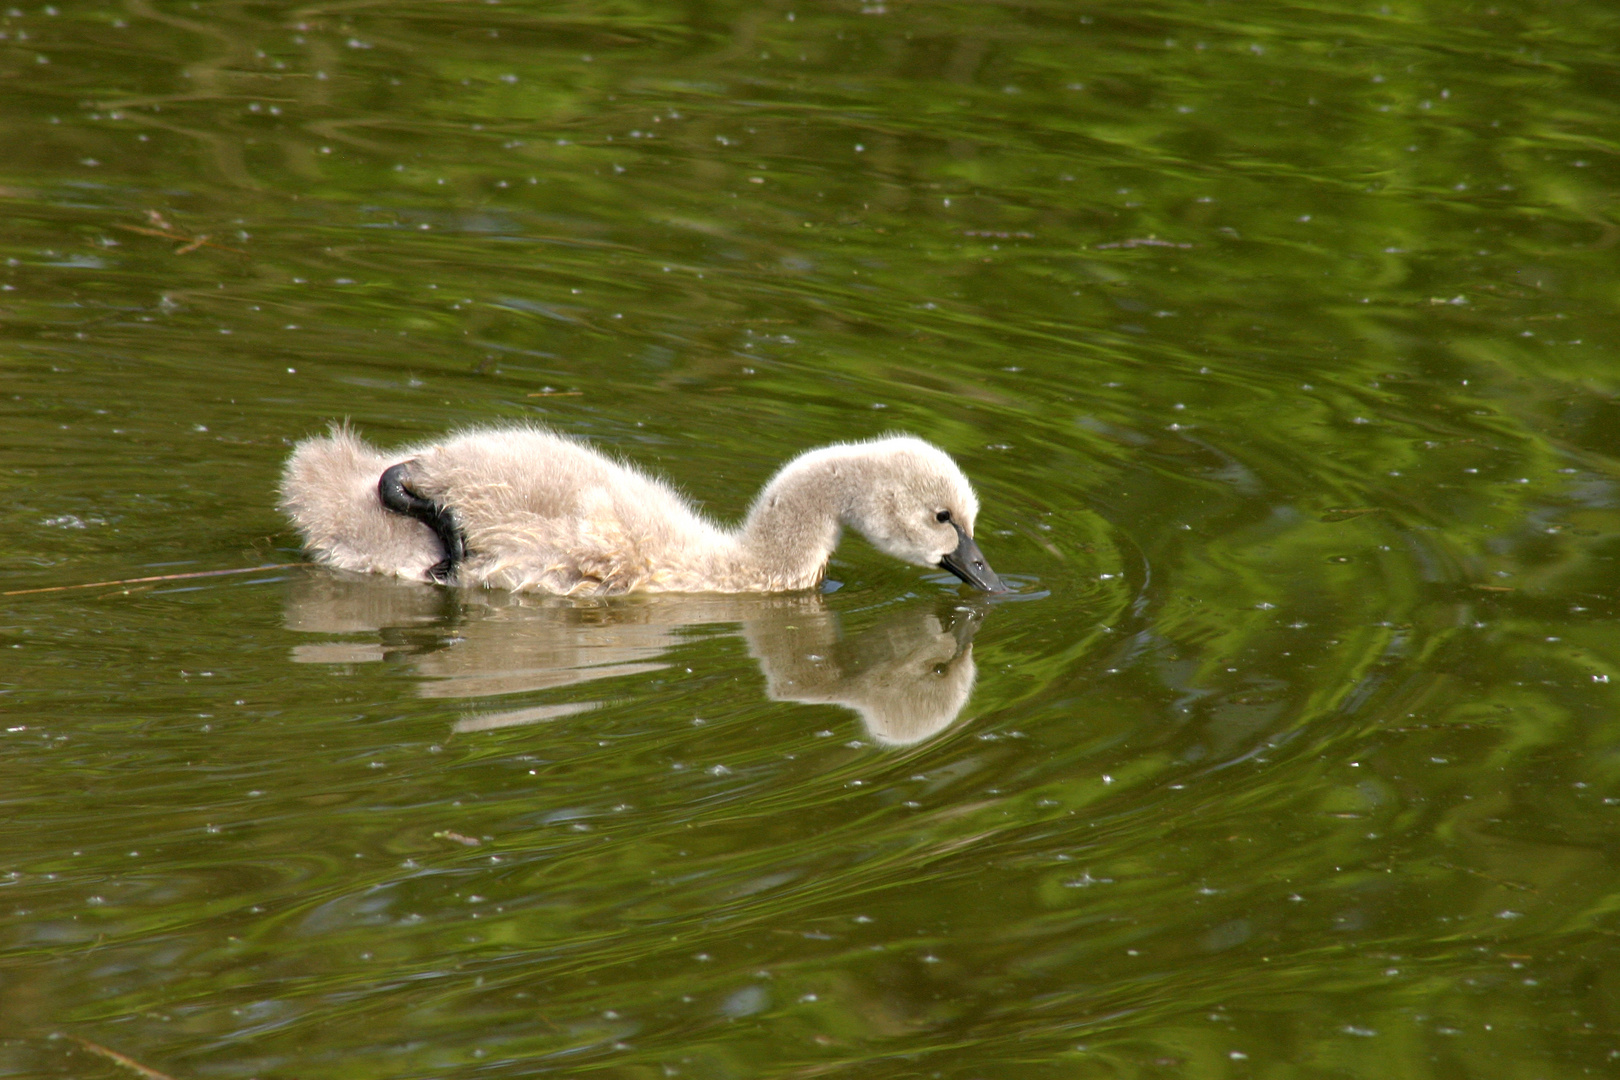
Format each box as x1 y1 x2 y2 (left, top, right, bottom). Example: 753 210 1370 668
940 524 1008 593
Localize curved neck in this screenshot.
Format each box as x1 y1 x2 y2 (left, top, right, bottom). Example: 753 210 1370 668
735 451 860 590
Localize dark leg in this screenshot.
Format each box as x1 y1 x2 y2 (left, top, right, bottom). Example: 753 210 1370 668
378 461 467 584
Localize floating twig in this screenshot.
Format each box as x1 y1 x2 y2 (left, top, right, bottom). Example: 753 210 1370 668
527 389 582 397
112 210 246 255
4 563 308 597
1092 236 1193 250
1433 859 1536 892
69 1037 180 1080
435 830 483 846
1319 507 1387 523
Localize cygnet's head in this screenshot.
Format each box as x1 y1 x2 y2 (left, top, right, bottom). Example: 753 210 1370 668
832 436 1006 592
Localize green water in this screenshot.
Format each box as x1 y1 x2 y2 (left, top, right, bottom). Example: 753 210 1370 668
4 1 1620 1076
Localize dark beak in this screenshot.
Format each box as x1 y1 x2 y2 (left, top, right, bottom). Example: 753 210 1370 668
939 522 1007 592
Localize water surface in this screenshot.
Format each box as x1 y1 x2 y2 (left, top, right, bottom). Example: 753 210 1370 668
4 1 1620 1077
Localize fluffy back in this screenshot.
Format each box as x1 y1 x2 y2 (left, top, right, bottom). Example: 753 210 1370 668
401 425 730 593
279 423 444 579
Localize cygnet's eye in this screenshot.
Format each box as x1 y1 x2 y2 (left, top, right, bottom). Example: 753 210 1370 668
935 510 952 523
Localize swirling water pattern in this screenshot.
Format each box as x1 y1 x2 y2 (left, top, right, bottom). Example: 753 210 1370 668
2 1 1619 1077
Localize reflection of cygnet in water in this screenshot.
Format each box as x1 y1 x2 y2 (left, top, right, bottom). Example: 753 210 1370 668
740 605 980 746
284 571 985 746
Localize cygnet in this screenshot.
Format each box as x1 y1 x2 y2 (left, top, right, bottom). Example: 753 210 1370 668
279 424 1005 596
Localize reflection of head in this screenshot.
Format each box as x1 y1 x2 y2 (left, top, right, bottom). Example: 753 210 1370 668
284 571 983 746
742 606 980 746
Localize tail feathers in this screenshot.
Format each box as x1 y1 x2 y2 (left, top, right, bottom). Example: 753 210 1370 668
278 423 442 580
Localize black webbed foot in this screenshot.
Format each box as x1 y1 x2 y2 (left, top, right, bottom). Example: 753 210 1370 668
378 461 467 584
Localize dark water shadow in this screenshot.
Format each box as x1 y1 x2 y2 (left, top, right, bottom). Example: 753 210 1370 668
283 570 988 746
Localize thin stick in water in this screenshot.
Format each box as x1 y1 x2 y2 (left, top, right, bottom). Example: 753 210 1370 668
3 563 310 597
69 1037 180 1080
